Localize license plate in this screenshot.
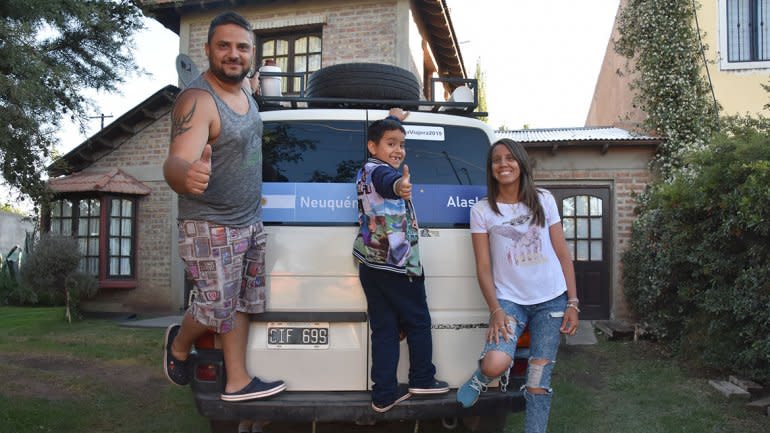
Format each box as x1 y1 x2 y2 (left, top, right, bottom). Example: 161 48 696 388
266 322 330 349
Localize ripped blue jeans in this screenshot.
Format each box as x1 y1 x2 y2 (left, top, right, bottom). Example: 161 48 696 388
481 292 567 433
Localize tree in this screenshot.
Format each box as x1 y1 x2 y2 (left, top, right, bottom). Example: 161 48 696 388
473 58 488 122
0 0 144 203
1 202 26 215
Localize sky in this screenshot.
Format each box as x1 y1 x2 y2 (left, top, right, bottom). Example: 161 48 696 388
55 18 180 152
3 0 620 209
446 0 620 129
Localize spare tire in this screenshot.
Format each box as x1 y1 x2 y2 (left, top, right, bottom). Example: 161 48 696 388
305 63 421 107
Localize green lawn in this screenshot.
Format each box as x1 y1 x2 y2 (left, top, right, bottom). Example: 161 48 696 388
0 307 767 433
0 307 209 433
517 337 770 433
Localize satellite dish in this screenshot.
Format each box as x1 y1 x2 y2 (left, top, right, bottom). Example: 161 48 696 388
176 54 200 88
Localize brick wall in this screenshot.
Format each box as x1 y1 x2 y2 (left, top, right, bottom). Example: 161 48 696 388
83 116 176 313
535 167 651 250
184 1 401 78
97 118 170 168
320 2 399 65
531 148 654 320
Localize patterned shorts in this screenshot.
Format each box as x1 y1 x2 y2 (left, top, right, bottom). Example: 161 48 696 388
177 219 267 334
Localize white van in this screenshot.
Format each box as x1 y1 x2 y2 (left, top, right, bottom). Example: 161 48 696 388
188 63 530 433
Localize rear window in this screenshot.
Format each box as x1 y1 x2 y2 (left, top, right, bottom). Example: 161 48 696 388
404 123 488 186
262 120 490 227
263 120 365 182
263 121 488 185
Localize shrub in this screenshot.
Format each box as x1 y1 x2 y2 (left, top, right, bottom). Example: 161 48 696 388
1 240 37 305
622 116 770 383
0 269 37 305
21 235 80 302
20 234 98 321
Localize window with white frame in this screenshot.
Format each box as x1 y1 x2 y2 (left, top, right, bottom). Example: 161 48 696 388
721 0 770 69
76 198 101 275
108 198 134 277
50 199 74 236
48 196 137 282
561 195 604 262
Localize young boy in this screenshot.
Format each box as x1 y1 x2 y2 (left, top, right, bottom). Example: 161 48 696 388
353 108 449 413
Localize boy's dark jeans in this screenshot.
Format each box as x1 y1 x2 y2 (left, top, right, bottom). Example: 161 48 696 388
359 264 437 404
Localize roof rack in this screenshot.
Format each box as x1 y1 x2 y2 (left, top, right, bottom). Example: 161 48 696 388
256 71 487 118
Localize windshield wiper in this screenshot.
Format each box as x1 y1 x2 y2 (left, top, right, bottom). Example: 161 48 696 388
442 150 463 185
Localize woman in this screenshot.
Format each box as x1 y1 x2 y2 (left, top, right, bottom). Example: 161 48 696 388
456 138 579 433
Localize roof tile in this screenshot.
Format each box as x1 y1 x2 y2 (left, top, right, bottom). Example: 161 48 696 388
497 127 656 143
48 169 152 195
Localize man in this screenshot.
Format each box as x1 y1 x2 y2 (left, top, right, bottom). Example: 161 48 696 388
162 11 285 402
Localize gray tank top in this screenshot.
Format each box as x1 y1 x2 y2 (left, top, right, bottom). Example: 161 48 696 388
177 75 263 226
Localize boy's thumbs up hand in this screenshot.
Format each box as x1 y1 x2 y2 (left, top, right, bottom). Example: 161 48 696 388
396 164 412 200
187 144 212 195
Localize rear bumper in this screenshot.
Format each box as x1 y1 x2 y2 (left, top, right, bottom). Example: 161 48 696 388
194 389 524 423
190 320 528 424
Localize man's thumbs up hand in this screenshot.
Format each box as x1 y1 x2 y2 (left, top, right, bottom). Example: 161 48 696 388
199 144 212 164
187 144 212 195
396 164 412 200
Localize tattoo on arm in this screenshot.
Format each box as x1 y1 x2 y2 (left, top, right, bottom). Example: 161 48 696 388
171 99 196 141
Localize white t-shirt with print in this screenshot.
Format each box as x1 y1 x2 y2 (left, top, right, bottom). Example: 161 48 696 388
470 189 567 305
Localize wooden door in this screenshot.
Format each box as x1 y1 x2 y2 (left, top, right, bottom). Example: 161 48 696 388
547 186 611 319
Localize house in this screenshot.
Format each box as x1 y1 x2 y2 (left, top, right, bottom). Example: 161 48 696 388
147 0 466 100
581 0 768 319
586 0 770 128
44 0 470 314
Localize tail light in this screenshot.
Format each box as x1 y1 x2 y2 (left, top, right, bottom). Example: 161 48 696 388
195 363 219 382
511 358 528 377
192 330 223 384
516 327 530 348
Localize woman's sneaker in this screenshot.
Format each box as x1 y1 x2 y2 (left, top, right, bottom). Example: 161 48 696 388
456 370 490 408
409 379 450 395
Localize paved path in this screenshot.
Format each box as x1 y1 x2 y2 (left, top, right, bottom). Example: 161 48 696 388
565 320 598 345
120 315 182 329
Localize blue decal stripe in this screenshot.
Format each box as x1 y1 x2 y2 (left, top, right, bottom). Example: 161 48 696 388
263 182 485 225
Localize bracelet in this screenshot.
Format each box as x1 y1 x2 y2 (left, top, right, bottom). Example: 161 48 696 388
566 304 581 313
568 297 579 304
489 307 503 319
